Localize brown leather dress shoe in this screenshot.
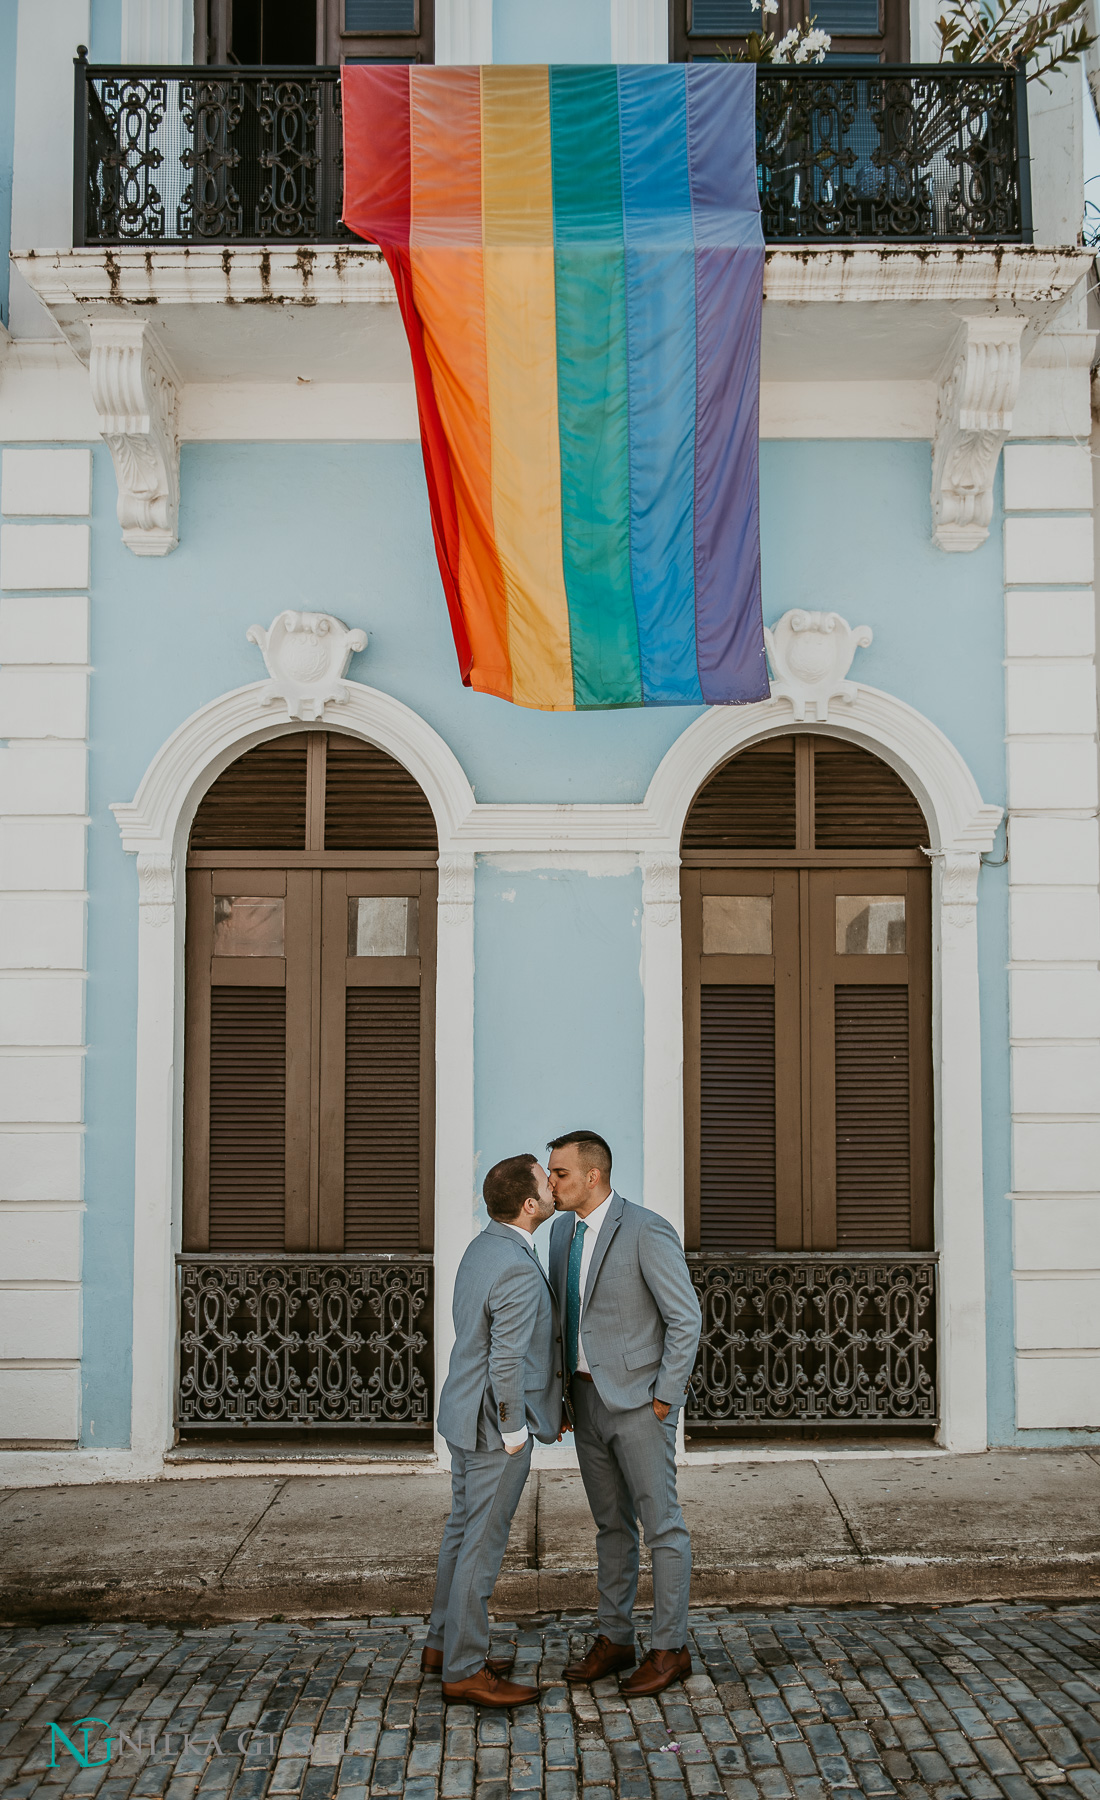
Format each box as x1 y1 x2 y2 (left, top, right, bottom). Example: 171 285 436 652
441 1664 539 1708
562 1634 637 1682
620 1646 692 1696
421 1645 515 1677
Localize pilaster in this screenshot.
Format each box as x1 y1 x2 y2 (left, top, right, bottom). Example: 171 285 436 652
1003 418 1100 1431
0 449 91 1452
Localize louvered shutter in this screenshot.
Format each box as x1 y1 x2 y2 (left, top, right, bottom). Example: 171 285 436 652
344 988 422 1251
189 737 308 850
683 738 797 850
699 986 776 1250
324 735 437 851
207 987 287 1250
834 985 911 1248
813 742 927 849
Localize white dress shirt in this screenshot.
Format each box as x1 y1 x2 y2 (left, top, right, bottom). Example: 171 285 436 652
572 1189 615 1375
498 1219 539 1449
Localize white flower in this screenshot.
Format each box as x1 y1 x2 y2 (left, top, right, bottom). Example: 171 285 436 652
773 26 800 58
750 2 760 12
792 39 812 59
763 1 780 16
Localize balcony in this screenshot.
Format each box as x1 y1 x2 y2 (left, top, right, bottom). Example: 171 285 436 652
74 57 1032 248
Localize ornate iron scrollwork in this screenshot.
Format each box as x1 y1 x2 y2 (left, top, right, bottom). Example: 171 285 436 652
177 1255 433 1429
756 66 1023 242
686 1254 937 1425
79 63 1026 247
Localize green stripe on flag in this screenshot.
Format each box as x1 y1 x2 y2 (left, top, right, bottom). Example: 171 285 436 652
549 66 642 710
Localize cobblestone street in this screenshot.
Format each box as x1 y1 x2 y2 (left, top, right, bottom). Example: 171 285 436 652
2 1604 1100 1800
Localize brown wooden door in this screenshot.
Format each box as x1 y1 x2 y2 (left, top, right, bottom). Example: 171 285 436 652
183 731 437 1256
683 734 932 1254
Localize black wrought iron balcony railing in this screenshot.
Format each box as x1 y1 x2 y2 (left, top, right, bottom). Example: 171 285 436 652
75 57 1031 249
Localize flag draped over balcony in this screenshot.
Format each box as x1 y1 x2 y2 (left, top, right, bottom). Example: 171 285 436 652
342 63 766 711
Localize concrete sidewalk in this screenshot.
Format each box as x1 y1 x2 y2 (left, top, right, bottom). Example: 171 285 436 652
2 1450 1099 1624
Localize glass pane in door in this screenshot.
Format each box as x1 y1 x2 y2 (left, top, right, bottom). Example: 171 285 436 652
835 895 905 954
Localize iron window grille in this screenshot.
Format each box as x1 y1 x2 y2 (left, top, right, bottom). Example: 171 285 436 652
176 1253 433 1432
686 1252 938 1428
75 56 1031 246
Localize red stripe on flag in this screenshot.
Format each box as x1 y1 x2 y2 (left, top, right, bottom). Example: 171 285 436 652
341 67 472 683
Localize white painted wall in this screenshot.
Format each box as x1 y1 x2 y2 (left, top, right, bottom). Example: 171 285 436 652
0 447 91 1448
1028 67 1084 245
1003 424 1100 1432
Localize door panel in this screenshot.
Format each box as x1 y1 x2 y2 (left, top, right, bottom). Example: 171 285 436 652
686 857 931 1253
184 855 436 1253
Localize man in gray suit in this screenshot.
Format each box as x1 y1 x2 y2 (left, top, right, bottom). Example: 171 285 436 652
547 1129 701 1697
425 1152 564 1708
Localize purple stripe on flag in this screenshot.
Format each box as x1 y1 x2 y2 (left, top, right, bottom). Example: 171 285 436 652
686 64 768 706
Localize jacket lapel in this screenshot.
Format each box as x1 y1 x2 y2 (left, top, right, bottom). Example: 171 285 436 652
486 1218 553 1293
580 1191 624 1317
549 1212 570 1308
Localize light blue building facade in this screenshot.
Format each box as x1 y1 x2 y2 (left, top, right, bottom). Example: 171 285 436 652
0 0 1097 1484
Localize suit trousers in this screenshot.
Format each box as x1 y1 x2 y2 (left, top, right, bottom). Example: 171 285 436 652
572 1378 691 1650
426 1437 533 1680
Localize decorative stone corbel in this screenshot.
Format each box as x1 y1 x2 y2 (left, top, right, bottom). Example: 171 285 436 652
763 609 872 722
136 851 175 927
932 316 1025 553
929 847 982 931
642 855 681 927
88 319 180 557
437 852 475 926
246 610 368 721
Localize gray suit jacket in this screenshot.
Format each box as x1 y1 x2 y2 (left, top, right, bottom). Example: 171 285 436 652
549 1193 701 1413
436 1220 564 1453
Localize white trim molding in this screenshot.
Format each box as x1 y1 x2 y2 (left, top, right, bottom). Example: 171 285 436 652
88 319 181 557
610 0 668 59
435 0 493 62
932 316 1025 553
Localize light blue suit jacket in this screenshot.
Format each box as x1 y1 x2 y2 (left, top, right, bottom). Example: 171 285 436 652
549 1193 701 1413
436 1220 564 1452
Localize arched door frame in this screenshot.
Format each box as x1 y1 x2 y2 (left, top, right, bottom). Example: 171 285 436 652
638 690 1003 1453
112 681 478 1471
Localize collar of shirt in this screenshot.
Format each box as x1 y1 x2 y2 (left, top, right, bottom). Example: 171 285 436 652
574 1189 615 1245
502 1219 534 1247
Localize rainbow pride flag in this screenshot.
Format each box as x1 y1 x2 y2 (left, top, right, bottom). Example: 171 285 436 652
342 64 767 711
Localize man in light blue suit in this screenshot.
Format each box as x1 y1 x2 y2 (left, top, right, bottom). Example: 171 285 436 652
547 1128 702 1697
425 1152 564 1708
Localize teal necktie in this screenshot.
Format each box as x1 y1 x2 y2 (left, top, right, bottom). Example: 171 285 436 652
566 1219 588 1376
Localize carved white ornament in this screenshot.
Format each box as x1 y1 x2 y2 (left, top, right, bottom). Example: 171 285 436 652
437 853 475 925
933 848 982 929
246 611 368 721
763 609 872 722
136 851 175 926
88 319 180 557
931 316 1025 553
642 856 681 927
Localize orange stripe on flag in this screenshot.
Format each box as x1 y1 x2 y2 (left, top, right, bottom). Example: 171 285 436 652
481 66 574 711
409 67 511 701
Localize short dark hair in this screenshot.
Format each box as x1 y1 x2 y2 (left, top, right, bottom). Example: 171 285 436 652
483 1152 539 1221
546 1129 612 1180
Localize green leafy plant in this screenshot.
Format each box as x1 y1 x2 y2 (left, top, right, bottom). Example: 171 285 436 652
935 0 1095 82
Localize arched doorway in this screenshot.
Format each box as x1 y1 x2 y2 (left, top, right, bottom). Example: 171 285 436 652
176 729 437 1446
681 732 938 1441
